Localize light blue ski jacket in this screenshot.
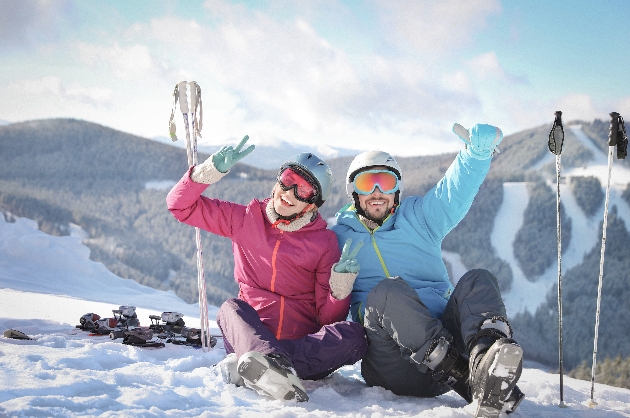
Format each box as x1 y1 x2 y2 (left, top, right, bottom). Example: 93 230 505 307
332 150 491 323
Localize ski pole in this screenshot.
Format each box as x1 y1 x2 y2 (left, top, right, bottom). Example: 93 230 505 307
171 81 212 352
590 112 628 405
187 81 212 351
548 111 566 408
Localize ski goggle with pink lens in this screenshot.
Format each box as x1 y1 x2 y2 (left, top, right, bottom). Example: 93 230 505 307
352 169 400 195
277 167 319 203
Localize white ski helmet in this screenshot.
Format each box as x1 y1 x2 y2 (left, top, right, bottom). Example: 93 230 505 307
346 151 404 198
279 152 333 207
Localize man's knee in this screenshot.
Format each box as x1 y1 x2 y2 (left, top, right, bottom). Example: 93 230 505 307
455 269 500 294
366 276 417 310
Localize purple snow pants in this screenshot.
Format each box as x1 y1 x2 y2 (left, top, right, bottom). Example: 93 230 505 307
216 298 368 380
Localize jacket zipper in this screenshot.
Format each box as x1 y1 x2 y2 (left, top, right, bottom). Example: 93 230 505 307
359 217 391 278
270 231 285 339
358 217 391 325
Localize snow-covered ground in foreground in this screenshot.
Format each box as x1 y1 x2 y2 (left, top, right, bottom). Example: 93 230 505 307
2 213 630 416
490 125 630 317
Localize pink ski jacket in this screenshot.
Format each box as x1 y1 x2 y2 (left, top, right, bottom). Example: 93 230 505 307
166 170 350 340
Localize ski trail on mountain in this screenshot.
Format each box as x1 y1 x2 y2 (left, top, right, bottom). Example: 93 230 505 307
565 125 630 234
566 125 630 191
491 182 549 316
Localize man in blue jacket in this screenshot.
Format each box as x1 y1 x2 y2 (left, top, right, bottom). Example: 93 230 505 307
332 123 523 418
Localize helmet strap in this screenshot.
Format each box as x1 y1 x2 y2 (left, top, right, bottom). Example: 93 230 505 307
270 202 316 228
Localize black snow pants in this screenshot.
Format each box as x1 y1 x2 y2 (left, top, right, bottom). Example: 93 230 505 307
361 269 507 397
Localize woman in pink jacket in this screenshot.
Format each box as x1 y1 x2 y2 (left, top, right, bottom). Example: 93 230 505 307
166 136 367 402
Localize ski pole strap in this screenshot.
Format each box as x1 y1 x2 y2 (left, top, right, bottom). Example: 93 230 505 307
609 112 628 159
188 81 203 137
548 111 564 155
168 84 180 142
169 81 204 143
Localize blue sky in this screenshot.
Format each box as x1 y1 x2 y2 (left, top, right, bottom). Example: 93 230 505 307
1 0 629 156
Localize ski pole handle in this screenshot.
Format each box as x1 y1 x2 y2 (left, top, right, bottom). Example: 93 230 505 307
609 112 628 159
188 81 198 110
177 81 190 113
608 112 620 147
548 111 564 155
618 116 628 160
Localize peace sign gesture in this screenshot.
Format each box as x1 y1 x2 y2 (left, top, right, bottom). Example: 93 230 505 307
334 238 364 274
212 135 256 173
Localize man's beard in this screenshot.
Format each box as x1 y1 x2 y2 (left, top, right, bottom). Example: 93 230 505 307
361 200 391 223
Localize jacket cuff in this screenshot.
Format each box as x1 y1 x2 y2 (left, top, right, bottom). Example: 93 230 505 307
329 265 358 300
191 159 228 184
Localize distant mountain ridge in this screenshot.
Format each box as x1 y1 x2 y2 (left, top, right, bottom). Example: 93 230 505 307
150 135 363 169
1 117 629 371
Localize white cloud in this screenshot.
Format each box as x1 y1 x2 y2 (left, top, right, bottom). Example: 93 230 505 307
146 17 204 50
6 0 605 157
554 94 608 123
144 4 474 150
614 96 630 121
8 76 114 107
0 0 72 49
467 52 527 85
77 43 163 82
376 0 502 55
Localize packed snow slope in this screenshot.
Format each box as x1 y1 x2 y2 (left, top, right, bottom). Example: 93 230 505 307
2 215 630 417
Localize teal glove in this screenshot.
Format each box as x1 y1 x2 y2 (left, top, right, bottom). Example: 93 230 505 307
333 239 363 274
212 135 255 173
330 238 363 300
453 123 503 160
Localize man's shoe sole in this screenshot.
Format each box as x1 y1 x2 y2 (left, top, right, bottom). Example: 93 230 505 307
474 339 523 418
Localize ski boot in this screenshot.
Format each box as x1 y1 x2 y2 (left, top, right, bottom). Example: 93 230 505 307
218 353 244 386
237 352 308 402
423 335 473 403
468 317 523 418
504 385 525 415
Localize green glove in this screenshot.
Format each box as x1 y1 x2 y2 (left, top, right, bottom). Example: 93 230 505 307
334 238 363 274
212 135 255 173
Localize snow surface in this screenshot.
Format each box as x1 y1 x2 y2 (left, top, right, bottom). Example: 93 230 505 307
491 125 630 317
145 180 177 191
2 214 630 416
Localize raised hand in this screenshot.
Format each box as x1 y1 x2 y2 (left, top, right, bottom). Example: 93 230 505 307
212 135 256 173
453 123 503 160
334 238 364 274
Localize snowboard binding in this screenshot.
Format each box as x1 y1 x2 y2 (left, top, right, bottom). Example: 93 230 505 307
122 327 165 348
76 313 101 331
149 311 186 336
81 306 140 337
167 326 217 348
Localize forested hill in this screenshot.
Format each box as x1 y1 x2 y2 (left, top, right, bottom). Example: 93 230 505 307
1 117 629 374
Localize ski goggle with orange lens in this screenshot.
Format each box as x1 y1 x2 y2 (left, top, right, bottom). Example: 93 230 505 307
277 167 319 203
352 170 400 195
